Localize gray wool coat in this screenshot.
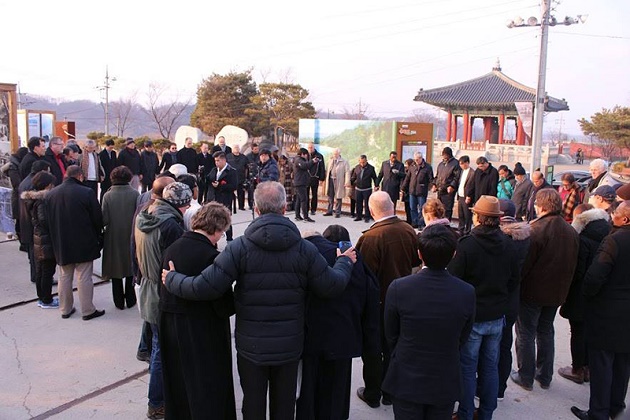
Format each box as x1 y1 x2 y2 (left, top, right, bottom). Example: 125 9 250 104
101 184 139 279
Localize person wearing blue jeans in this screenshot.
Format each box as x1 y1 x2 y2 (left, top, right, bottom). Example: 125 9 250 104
409 194 426 228
148 323 163 415
448 195 520 420
401 152 433 228
460 318 504 419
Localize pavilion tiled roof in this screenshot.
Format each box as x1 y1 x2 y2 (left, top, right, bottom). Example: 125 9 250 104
414 69 569 112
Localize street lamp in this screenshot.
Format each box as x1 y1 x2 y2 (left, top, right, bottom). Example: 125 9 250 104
507 3 586 175
96 66 116 136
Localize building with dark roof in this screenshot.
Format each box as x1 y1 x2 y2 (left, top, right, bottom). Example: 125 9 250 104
414 60 568 146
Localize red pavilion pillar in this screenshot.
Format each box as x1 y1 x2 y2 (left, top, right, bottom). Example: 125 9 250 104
452 115 458 142
468 116 474 144
498 113 505 144
463 112 470 146
446 110 452 141
483 117 492 142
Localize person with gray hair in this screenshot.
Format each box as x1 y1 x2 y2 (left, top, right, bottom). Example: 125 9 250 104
585 158 620 201
324 148 350 218
402 151 434 228
77 139 104 197
162 180 357 420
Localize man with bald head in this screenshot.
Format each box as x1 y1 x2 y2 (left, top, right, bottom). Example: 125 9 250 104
526 170 553 221
356 191 421 408
572 200 630 420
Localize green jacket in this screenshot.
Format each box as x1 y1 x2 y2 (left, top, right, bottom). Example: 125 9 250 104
134 199 184 324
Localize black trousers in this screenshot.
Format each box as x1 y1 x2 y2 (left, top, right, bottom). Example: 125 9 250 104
570 319 587 369
362 309 389 402
111 277 136 309
356 189 372 220
35 258 56 303
84 180 98 197
27 243 36 283
588 349 630 420
236 184 246 210
307 178 320 213
438 191 456 221
498 307 517 397
100 179 111 202
237 354 299 420
295 185 309 219
198 177 208 204
392 398 454 420
457 196 473 235
296 356 352 420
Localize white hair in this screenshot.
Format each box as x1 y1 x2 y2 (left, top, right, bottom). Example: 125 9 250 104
414 151 423 159
590 159 607 173
169 163 188 177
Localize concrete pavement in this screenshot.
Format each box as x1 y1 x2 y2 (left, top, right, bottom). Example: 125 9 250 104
0 204 607 420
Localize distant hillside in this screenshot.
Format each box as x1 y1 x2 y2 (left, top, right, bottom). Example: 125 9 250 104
20 95 194 139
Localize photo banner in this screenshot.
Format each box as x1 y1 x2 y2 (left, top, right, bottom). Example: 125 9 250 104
514 102 534 139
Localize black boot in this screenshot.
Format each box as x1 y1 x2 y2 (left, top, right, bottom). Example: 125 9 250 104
111 278 125 309
124 277 137 309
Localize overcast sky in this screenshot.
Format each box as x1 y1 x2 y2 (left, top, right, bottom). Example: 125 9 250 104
2 0 628 136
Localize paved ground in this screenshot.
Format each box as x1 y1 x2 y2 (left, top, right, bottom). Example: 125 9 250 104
0 163 624 419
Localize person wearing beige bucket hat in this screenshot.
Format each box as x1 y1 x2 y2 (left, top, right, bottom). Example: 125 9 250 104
470 195 504 217
449 194 517 419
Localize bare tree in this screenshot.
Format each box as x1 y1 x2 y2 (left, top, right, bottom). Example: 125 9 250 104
111 91 140 137
145 83 192 139
341 99 370 120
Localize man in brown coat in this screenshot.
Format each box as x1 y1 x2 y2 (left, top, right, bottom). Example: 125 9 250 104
511 188 579 391
355 191 421 408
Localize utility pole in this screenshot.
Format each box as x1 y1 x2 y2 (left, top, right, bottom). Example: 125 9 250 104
530 0 550 174
507 5 586 174
97 66 116 136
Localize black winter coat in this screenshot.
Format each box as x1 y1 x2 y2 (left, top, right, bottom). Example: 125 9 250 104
176 147 198 174
226 153 249 183
351 163 378 190
21 190 54 261
468 163 499 203
402 160 433 197
19 152 42 180
164 212 354 366
499 220 531 319
433 157 461 193
18 175 36 245
377 160 405 202
158 152 176 173
118 147 142 175
99 149 118 180
46 177 103 265
140 150 159 185
206 165 238 207
7 154 23 223
42 148 67 186
293 156 316 187
560 209 611 321
584 224 630 352
197 152 215 178
448 225 519 322
304 235 381 359
258 159 279 182
308 150 326 182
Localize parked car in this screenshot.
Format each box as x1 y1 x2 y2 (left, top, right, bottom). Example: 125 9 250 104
551 170 592 188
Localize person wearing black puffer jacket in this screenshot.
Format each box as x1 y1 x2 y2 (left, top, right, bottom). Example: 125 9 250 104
163 181 356 420
21 172 59 308
558 204 611 385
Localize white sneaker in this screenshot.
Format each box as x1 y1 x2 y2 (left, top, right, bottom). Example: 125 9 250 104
38 297 59 309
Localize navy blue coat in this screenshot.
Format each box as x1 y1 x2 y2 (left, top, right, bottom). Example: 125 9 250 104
304 235 380 359
382 268 475 405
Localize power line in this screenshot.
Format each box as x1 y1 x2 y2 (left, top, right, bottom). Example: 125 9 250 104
553 31 630 40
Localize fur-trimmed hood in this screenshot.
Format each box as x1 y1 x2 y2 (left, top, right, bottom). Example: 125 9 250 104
500 219 531 241
20 189 49 201
572 208 610 234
